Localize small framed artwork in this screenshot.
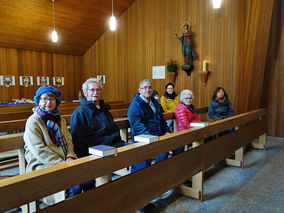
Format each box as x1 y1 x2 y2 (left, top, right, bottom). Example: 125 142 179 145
152 66 166 79
97 75 105 84
53 77 64 87
20 76 33 87
37 76 49 86
0 76 16 87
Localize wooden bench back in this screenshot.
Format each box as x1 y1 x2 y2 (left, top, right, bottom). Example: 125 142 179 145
0 107 208 133
0 109 266 212
0 101 129 122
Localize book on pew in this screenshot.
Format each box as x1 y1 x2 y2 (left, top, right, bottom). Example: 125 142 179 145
134 134 159 143
190 122 209 128
88 145 117 157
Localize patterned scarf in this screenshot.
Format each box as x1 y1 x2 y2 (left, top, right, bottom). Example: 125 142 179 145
34 106 68 156
216 97 227 104
182 102 196 113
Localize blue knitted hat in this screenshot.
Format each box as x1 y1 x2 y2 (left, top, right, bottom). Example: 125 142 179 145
34 86 62 107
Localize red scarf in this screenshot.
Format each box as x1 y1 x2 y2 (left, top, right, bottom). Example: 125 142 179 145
216 97 227 104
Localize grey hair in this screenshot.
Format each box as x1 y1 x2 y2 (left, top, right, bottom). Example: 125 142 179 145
139 79 152 89
180 89 194 101
82 78 103 92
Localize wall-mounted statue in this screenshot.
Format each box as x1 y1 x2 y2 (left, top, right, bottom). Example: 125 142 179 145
175 22 196 75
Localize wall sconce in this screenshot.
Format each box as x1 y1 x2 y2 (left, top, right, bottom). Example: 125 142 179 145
199 61 210 86
212 0 222 9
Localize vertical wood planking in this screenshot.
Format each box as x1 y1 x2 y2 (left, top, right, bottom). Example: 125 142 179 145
236 0 274 113
82 0 242 108
261 0 284 137
0 47 81 102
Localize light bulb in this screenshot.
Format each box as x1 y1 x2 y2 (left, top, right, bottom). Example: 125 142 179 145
212 0 222 9
51 30 58 42
109 16 117 31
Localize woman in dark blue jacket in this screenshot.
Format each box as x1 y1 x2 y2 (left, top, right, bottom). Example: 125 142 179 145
208 87 234 120
208 87 234 136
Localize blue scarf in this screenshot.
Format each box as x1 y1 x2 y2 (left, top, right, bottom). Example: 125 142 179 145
34 106 68 156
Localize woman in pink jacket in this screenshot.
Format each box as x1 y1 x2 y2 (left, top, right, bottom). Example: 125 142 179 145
172 89 200 155
174 89 200 131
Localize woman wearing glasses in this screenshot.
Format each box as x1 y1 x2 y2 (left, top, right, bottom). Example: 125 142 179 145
161 82 180 127
24 86 77 207
174 89 201 131
172 89 201 155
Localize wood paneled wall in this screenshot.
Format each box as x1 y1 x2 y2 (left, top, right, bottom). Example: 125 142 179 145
0 47 82 102
262 0 284 137
236 0 274 114
82 0 273 111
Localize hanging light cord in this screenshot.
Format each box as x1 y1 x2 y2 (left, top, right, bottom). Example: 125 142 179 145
52 0 56 30
112 0 114 16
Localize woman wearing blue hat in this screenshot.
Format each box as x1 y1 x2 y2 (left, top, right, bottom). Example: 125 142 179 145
24 86 77 207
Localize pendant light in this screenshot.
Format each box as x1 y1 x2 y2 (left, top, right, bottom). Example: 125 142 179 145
51 0 58 42
109 0 117 31
212 0 222 9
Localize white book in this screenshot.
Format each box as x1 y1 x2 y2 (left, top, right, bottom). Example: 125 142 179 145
190 122 209 128
88 145 117 157
134 134 159 143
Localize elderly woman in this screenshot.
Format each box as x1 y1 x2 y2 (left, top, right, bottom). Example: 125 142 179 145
24 86 77 207
174 89 201 131
172 89 200 155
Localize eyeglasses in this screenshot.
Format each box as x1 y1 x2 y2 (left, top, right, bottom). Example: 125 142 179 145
88 88 102 93
140 86 153 91
184 97 192 100
40 97 56 103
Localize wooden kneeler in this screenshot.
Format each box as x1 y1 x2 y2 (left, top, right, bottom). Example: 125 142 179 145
177 140 204 201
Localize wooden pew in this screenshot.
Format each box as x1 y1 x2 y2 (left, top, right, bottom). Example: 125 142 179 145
0 107 208 133
0 100 124 113
0 101 129 122
0 109 266 212
0 107 208 171
0 108 129 133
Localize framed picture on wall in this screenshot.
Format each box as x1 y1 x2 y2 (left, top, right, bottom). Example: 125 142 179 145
53 77 64 87
19 76 33 87
37 76 49 86
152 66 166 79
97 75 105 84
0 76 16 87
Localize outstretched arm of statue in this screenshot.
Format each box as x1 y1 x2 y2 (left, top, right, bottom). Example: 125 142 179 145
174 32 181 40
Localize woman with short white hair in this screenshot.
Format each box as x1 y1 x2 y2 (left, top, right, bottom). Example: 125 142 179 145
174 89 201 131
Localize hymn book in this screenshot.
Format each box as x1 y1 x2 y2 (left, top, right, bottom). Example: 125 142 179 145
134 134 159 143
190 122 210 128
88 145 117 157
